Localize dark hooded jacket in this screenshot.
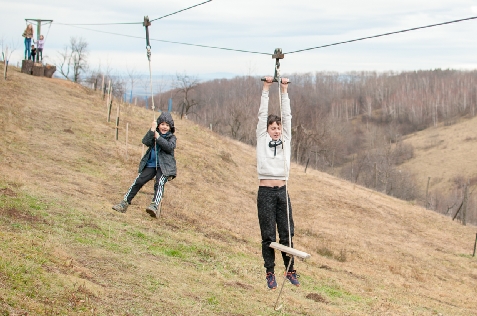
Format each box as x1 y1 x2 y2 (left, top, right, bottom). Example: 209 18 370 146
138 112 177 179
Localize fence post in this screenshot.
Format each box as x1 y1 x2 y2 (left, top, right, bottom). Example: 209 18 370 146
473 233 477 257
304 158 310 173
115 104 120 140
107 99 112 122
106 80 111 106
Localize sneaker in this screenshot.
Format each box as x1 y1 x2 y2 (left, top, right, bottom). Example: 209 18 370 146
112 200 128 213
266 272 277 289
286 270 300 287
146 203 159 218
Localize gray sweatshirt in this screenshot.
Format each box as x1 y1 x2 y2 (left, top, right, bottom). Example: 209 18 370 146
256 90 291 180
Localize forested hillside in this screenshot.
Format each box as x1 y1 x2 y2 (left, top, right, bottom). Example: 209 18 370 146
155 69 477 224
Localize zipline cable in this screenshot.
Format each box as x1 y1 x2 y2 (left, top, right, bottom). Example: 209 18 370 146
286 15 477 54
55 24 270 55
55 21 141 26
56 15 477 57
150 0 212 22
54 0 213 26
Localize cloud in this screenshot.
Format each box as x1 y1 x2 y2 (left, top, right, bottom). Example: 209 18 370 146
2 0 477 78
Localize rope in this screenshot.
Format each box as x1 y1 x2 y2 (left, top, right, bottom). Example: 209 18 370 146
147 46 156 118
271 62 293 311
144 17 158 174
43 22 52 44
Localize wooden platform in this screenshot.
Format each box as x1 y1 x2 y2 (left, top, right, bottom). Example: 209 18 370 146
21 60 56 78
269 242 311 259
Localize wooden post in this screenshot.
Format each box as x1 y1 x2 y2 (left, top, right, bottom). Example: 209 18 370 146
106 80 111 106
425 177 431 210
107 99 112 122
462 185 468 226
102 78 106 99
473 233 477 257
304 157 310 173
115 104 120 140
452 200 464 221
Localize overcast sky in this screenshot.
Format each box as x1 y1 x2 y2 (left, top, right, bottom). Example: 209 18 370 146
2 0 477 81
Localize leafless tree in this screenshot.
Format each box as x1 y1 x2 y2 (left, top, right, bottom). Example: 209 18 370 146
56 36 88 83
1 36 17 62
174 72 201 119
125 65 140 103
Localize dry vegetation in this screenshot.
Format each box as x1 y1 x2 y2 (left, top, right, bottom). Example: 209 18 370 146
400 116 477 222
1 65 477 315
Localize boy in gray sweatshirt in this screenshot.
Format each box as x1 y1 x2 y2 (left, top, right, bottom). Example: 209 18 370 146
256 77 299 289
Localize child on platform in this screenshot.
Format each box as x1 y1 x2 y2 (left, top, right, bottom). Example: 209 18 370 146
34 35 45 62
112 112 177 218
30 45 37 62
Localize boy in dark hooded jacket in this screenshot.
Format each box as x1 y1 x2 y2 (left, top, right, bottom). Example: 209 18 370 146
112 112 177 218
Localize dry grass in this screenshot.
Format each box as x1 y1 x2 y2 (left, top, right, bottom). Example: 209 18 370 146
400 116 477 194
1 65 477 315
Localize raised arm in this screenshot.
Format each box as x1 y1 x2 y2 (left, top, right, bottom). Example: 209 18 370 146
256 76 273 137
280 78 292 141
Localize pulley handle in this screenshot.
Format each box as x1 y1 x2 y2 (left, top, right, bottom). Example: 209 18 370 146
260 77 291 84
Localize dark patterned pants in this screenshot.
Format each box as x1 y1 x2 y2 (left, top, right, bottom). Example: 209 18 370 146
123 167 167 206
257 185 294 273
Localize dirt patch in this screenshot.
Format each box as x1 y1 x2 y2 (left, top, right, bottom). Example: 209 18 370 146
224 281 253 290
0 207 46 224
306 293 328 303
0 188 16 197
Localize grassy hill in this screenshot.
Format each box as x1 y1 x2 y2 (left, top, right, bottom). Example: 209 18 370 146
400 116 477 194
1 66 477 315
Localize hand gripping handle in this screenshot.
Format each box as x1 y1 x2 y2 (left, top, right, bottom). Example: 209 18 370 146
260 78 291 83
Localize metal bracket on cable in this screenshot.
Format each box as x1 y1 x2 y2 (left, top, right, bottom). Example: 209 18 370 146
260 48 290 83
143 16 152 61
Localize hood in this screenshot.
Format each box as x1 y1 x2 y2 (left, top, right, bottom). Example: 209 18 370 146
157 112 175 134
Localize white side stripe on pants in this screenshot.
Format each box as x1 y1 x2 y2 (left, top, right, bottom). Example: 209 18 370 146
123 173 141 202
152 174 168 205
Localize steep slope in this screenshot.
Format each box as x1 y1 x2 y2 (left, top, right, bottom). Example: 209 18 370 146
400 115 477 193
0 66 476 315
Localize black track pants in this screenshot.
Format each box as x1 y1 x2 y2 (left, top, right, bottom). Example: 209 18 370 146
123 167 168 205
257 185 294 273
